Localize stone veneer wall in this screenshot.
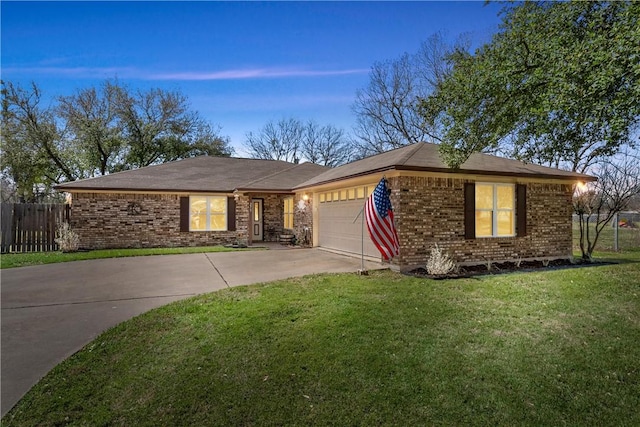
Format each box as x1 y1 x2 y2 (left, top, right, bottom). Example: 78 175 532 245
389 176 573 270
70 192 248 249
293 193 313 246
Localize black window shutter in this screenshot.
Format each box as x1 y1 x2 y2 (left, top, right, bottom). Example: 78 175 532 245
227 197 236 231
179 197 190 232
464 183 475 239
516 184 527 237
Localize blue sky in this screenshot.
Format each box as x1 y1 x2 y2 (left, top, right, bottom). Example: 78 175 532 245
2 1 504 155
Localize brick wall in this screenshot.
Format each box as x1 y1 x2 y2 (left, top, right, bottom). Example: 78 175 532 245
390 176 573 270
69 192 247 249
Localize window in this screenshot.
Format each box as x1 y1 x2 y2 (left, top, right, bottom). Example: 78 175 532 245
283 197 294 229
190 196 227 231
475 184 515 237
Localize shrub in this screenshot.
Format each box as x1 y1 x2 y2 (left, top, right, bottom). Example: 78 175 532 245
426 243 457 276
55 222 80 253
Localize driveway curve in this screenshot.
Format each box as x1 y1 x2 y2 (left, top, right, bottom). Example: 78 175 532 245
1 248 381 416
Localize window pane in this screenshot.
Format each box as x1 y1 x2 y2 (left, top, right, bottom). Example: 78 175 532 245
319 193 326 203
283 198 293 229
356 187 365 199
333 191 340 201
497 211 513 236
476 211 493 237
209 197 226 214
476 184 494 209
253 202 260 222
497 186 514 209
210 214 226 230
190 197 207 231
348 189 355 200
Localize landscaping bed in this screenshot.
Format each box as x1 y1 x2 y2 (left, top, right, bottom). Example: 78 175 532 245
407 258 615 279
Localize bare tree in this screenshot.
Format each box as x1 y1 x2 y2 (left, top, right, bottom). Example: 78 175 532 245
352 32 468 156
300 121 353 167
574 148 640 260
244 118 304 163
245 118 354 166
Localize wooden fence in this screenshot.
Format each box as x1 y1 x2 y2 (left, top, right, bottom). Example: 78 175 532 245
1 203 70 253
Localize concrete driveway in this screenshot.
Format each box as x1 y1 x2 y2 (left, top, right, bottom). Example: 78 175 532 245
1 248 381 416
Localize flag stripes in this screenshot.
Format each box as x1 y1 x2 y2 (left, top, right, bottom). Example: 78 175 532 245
365 178 400 260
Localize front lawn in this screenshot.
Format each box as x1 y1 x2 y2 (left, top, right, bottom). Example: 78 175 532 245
3 251 640 426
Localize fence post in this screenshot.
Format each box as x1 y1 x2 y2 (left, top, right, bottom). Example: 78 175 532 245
613 212 619 252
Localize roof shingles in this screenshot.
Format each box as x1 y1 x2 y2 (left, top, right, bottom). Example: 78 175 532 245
295 143 595 189
55 157 329 193
55 143 594 194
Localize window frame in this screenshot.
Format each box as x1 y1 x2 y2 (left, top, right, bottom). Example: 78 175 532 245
475 183 516 238
189 195 228 231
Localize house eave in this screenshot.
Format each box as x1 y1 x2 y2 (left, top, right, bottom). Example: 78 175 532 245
54 186 236 194
294 164 593 191
395 165 598 182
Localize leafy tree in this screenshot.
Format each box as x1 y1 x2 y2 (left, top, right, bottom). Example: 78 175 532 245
56 80 125 176
114 86 231 169
245 118 353 166
1 81 77 201
1 80 232 199
352 32 468 156
420 1 640 172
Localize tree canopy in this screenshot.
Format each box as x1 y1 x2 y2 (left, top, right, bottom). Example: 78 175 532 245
1 80 232 201
420 1 640 172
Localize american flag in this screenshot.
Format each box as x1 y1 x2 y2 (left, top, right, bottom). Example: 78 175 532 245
365 178 400 260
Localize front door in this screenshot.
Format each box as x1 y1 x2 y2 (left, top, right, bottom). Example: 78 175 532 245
251 199 263 241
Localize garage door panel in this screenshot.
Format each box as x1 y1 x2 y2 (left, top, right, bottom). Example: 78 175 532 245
318 200 379 258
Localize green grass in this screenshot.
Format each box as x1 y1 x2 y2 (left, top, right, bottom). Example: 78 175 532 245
0 246 253 269
4 251 639 426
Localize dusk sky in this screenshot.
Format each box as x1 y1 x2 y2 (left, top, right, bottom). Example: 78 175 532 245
2 1 504 155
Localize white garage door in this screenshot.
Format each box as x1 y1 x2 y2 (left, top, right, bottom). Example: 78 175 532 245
318 198 380 258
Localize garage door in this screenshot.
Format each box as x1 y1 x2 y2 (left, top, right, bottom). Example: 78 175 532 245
317 190 380 258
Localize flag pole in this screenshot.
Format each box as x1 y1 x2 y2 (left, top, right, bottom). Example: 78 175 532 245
352 204 368 275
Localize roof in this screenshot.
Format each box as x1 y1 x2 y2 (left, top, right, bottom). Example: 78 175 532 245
295 142 595 189
55 156 330 193
55 143 595 194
